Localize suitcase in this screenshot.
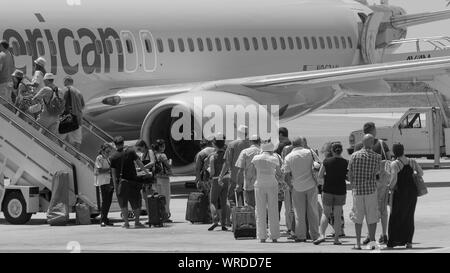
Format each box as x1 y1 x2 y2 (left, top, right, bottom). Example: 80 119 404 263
75 200 91 225
147 193 167 227
232 193 256 239
185 191 212 224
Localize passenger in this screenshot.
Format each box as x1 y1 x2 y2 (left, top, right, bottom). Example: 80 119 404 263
319 142 346 238
29 57 47 92
194 139 215 192
150 139 173 222
348 134 381 250
218 125 249 208
275 127 291 155
281 142 295 239
110 136 149 229
11 70 35 117
387 143 423 249
135 139 154 217
235 135 261 207
208 135 229 231
94 143 114 227
354 122 391 245
0 40 15 104
32 73 65 136
61 76 85 151
282 137 320 242
314 142 348 245
249 141 281 243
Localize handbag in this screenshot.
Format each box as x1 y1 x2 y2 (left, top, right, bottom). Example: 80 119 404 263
413 173 428 197
136 173 156 185
58 87 80 134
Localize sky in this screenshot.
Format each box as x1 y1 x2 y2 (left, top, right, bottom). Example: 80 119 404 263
366 0 450 38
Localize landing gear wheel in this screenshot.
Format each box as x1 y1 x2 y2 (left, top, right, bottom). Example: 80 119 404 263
2 192 32 225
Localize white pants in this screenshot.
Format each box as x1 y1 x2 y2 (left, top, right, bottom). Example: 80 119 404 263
156 176 171 216
255 186 280 240
292 187 320 240
284 189 295 232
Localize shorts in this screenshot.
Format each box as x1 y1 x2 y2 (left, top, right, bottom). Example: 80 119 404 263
116 181 141 210
62 127 83 144
350 191 379 225
322 192 346 207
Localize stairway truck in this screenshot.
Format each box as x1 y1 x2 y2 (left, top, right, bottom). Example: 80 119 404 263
0 184 40 224
348 107 450 161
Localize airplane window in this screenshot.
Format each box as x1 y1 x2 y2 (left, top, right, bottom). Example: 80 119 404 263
262 37 268 50
206 38 213 51
106 39 114 54
215 38 222 51
157 38 164 53
271 37 277 50
348 37 353 49
280 37 286 50
37 41 45 56
296 37 302 49
126 39 134 53
168 39 175 52
303 37 310 50
11 41 19 56
26 41 32 56
95 40 103 54
243 37 250 51
178 39 185 52
197 38 204 52
234 37 240 51
144 39 152 53
187 38 195 52
341 36 347 49
252 37 258 50
319 37 325 49
326 37 333 49
224 38 231 51
287 37 294 50
311 37 318 49
115 39 123 54
334 36 340 49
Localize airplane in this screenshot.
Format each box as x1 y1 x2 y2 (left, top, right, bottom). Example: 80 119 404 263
3 0 450 175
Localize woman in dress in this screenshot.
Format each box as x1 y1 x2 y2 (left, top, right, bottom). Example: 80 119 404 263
387 143 423 249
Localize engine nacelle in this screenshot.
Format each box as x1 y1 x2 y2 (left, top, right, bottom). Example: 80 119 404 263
140 90 279 175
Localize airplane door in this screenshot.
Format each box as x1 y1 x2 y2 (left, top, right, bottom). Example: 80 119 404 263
120 31 139 73
139 31 157 72
394 112 432 155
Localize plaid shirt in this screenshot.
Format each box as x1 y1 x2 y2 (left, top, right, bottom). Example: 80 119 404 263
348 148 381 195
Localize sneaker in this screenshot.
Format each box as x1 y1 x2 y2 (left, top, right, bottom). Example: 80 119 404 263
121 223 130 229
313 237 326 245
221 226 228 231
105 221 114 227
378 235 388 244
288 235 297 240
362 237 371 245
208 223 219 231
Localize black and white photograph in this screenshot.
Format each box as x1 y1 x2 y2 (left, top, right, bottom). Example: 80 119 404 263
0 0 450 265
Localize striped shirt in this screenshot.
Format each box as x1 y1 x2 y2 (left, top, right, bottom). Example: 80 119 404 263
348 148 381 195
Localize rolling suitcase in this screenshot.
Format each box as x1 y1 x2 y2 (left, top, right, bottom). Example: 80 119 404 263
147 192 167 227
185 191 212 224
232 192 256 239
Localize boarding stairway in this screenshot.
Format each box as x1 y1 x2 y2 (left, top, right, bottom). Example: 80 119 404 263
0 94 115 224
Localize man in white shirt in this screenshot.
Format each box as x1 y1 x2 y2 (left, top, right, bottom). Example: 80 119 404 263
283 137 320 242
0 40 15 104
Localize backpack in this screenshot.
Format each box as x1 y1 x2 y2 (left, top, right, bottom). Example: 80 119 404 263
45 87 65 115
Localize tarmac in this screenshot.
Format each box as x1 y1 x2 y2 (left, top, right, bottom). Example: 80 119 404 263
1 109 450 253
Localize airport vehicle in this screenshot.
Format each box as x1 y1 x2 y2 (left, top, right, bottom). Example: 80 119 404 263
0 96 119 224
347 93 450 163
3 0 450 177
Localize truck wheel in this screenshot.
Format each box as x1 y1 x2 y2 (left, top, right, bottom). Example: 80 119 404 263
2 191 32 225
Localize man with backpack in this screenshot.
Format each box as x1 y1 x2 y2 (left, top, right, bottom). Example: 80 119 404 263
195 139 215 192
33 73 65 136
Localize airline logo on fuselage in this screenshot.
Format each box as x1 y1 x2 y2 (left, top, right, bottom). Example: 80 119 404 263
406 54 432 60
2 27 125 76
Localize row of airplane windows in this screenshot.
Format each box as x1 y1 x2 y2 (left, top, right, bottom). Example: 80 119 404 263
141 35 355 54
8 35 354 57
